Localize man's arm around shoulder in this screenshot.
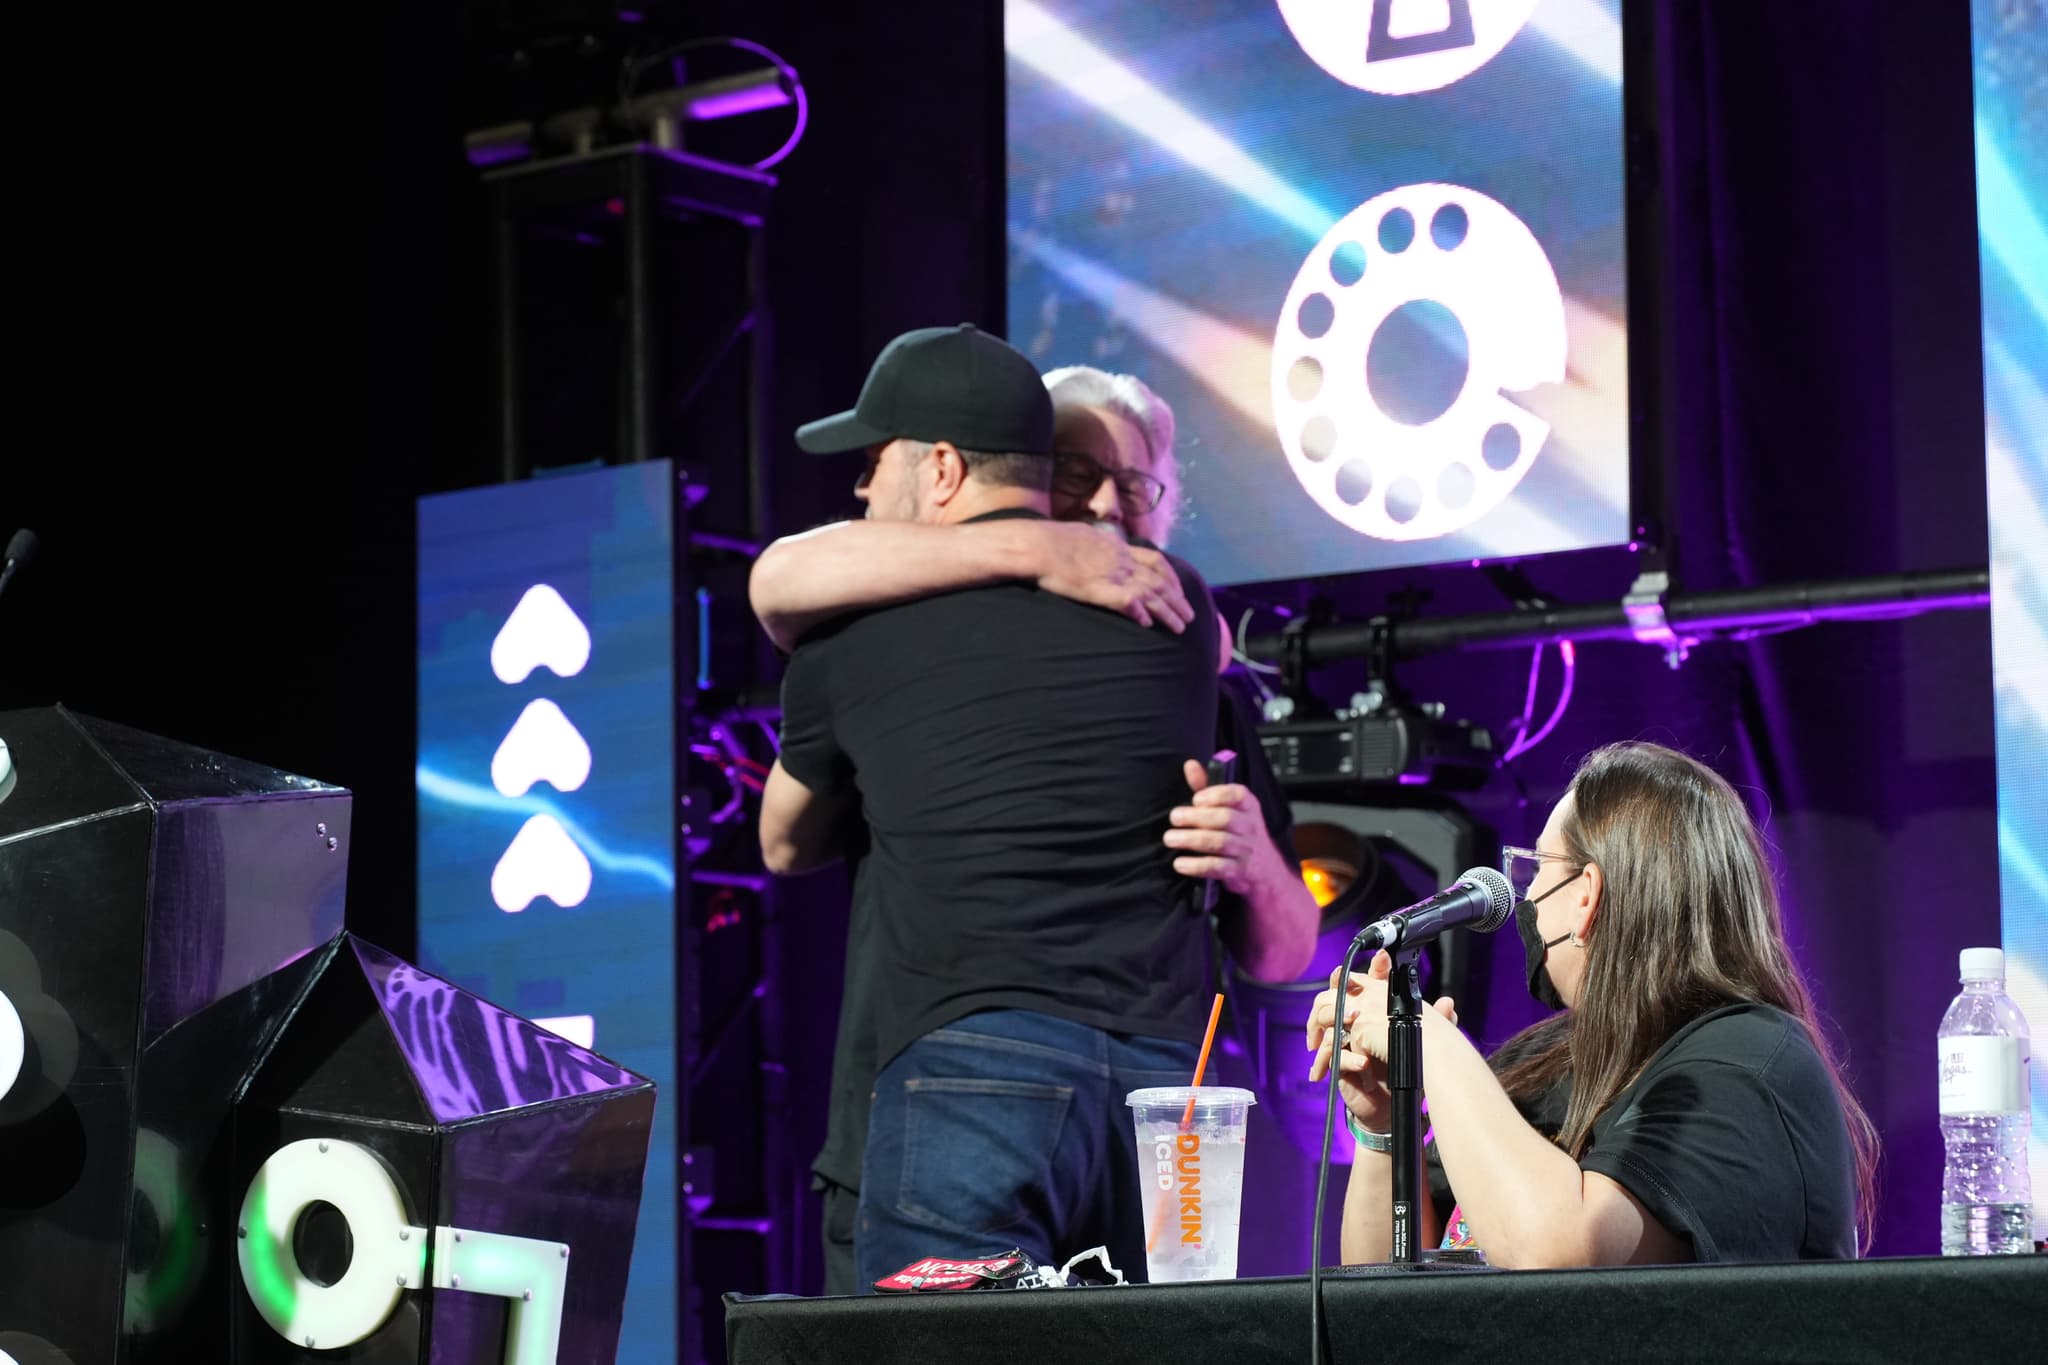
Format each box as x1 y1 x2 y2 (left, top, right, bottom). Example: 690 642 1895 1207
749 518 1192 651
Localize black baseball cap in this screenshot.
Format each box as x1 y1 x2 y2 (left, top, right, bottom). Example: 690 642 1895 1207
795 323 1055 457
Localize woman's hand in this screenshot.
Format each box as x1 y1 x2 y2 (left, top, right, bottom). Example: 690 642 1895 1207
1305 952 1459 1134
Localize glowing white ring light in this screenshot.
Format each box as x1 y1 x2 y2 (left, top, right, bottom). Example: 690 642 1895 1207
1272 181 1567 542
236 1139 427 1350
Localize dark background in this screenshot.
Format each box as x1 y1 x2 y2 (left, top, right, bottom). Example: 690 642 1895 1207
0 0 1998 1324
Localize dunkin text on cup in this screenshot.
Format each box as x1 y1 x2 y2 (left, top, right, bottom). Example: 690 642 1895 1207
1156 1131 1206 1245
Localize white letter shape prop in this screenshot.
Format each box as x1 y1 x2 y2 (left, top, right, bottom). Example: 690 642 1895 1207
491 699 593 797
533 1014 596 1049
492 814 594 912
491 584 591 685
1276 0 1541 96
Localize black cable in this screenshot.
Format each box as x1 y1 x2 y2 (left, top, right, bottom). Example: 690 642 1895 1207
1308 935 1368 1365
670 304 761 415
1218 832 1385 1113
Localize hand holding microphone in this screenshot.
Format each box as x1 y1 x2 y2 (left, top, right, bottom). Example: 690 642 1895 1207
1168 751 1268 899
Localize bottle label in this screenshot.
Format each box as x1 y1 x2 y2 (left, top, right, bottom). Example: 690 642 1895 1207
1937 1035 2031 1114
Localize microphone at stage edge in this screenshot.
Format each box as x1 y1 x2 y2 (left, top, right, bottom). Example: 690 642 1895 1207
0 528 38 602
1352 866 1515 951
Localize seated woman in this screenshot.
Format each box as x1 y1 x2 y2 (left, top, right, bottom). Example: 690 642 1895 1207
1308 741 1879 1265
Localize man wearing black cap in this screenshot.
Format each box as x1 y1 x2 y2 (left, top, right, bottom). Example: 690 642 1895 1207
760 324 1226 1288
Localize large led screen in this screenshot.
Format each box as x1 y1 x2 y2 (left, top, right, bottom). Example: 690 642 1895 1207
1007 0 1632 585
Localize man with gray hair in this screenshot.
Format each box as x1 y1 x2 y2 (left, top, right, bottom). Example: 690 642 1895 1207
1039 364 1183 549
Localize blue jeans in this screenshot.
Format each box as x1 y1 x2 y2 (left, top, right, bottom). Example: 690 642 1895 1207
854 1009 1197 1292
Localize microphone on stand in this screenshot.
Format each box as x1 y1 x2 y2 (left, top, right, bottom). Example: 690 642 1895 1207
0 528 39 605
1352 865 1515 951
1308 866 1514 1317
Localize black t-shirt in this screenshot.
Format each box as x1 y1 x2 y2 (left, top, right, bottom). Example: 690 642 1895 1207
1581 1002 1859 1261
779 508 1223 1080
1429 1003 1859 1263
813 837 878 1191
812 674 1297 1191
1426 1025 1571 1227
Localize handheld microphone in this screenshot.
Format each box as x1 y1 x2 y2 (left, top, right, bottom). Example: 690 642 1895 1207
1196 749 1237 916
1352 865 1514 951
0 528 38 604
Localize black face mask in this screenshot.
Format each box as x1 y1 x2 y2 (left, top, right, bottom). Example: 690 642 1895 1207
1514 870 1583 1010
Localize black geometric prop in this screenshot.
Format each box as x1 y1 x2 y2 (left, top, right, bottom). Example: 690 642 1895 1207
229 934 653 1364
0 706 350 1362
0 708 655 1364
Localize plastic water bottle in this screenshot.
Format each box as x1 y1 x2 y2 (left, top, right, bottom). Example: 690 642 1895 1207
1937 947 2034 1254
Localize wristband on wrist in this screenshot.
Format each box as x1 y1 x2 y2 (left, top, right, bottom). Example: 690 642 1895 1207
1345 1110 1393 1154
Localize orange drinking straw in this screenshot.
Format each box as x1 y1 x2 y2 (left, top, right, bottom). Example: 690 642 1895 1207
1182 993 1226 1124
1146 992 1227 1253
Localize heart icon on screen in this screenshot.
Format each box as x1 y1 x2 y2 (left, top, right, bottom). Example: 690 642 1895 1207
491 814 594 912
491 698 593 797
490 584 592 684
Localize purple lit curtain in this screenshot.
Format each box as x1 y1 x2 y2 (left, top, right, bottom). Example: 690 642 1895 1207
1653 0 1993 1256
1432 1 1996 1257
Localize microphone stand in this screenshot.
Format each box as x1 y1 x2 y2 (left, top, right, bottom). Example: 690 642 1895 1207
1385 943 1426 1263
1311 930 1487 1365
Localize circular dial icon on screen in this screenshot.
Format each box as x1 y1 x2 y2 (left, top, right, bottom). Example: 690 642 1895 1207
1276 0 1542 96
1271 182 1566 542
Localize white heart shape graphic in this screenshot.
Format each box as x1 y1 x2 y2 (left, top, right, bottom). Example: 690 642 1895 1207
490 698 592 797
491 814 593 912
490 584 591 685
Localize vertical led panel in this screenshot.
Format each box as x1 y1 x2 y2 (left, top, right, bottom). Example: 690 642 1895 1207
418 463 678 1357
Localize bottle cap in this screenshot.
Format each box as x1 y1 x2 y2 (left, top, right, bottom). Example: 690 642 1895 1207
1959 947 2005 981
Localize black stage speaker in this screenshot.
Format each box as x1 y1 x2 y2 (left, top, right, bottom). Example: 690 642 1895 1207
0 708 655 1364
228 933 653 1363
0 706 351 1362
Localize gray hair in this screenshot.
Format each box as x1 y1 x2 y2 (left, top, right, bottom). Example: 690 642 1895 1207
1042 365 1183 547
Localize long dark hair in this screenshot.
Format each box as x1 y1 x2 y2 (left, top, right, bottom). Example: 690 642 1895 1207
1492 742 1880 1251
